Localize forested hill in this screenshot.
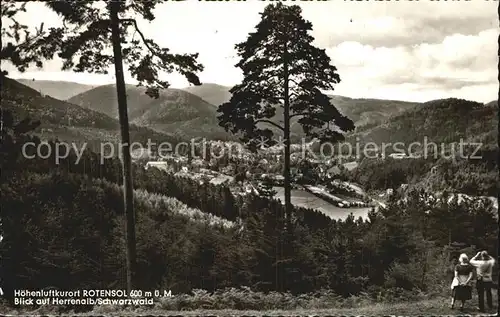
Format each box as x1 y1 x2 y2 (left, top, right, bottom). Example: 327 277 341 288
485 100 497 107
67 84 236 141
344 98 498 197
2 76 121 130
6 76 495 156
15 79 96 101
347 98 498 151
182 83 233 107
1 77 182 151
328 95 420 129
3 112 498 305
182 84 421 130
12 79 424 141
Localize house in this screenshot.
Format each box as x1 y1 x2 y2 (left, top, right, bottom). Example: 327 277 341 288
199 168 214 175
326 166 341 176
145 161 169 171
244 184 259 194
389 153 407 159
222 165 235 175
343 161 359 171
273 175 285 181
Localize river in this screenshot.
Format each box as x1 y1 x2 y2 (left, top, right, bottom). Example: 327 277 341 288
273 187 372 221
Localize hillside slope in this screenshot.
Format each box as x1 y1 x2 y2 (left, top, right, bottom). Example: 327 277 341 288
486 100 497 108
68 84 234 140
181 83 232 107
20 80 422 142
181 84 420 130
348 98 498 150
344 98 498 197
2 77 119 130
1 77 181 151
329 95 420 129
15 79 96 100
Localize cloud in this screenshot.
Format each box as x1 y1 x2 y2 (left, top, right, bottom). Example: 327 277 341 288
335 82 498 103
306 0 497 47
327 28 497 101
316 15 496 48
1 1 497 103
415 30 496 71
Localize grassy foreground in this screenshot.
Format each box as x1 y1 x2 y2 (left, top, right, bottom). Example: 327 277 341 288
3 292 497 316
94 297 498 316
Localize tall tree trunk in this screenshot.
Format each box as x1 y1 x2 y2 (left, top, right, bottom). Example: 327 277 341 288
110 2 137 294
420 247 429 291
280 38 291 293
283 41 291 229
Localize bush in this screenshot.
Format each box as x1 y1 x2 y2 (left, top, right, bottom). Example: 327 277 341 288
154 287 370 311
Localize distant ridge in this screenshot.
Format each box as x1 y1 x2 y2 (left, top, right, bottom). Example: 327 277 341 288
21 79 496 145
67 84 235 141
180 83 421 129
346 97 498 150
181 83 232 107
1 77 182 150
15 79 97 100
13 79 422 130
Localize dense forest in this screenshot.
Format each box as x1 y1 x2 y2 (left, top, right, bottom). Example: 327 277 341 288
1 1 497 314
348 98 498 149
338 98 499 197
1 110 498 311
347 155 498 197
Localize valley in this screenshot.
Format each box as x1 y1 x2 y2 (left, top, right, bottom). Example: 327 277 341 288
2 1 497 315
17 79 424 142
4 77 498 220
2 76 498 315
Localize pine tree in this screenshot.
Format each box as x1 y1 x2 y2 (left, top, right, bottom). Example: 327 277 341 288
217 3 354 230
0 108 41 170
1 2 61 74
21 0 205 293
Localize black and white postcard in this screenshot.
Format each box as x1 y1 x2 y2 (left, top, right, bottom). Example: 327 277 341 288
1 0 498 315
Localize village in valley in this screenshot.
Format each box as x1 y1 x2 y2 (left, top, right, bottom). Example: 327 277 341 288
1 0 497 315
140 139 497 221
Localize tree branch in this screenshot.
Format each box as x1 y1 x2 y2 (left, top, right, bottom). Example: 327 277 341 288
10 24 45 51
120 18 156 56
290 112 309 119
289 90 300 100
243 73 284 87
289 78 301 87
255 119 284 131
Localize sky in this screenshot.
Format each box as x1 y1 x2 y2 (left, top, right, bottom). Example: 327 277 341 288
1 0 498 103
